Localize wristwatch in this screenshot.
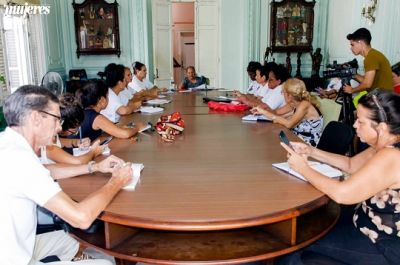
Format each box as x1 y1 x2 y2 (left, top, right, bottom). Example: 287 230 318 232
87 160 96 174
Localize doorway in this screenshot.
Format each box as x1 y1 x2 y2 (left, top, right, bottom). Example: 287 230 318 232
172 2 195 86
152 0 219 88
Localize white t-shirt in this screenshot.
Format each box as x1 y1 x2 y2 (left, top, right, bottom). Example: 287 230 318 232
247 80 262 95
0 127 61 265
100 88 123 123
260 84 286 110
128 75 154 93
118 87 135 106
254 83 268 98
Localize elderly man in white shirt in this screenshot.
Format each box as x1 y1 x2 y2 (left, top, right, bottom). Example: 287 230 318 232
0 85 133 265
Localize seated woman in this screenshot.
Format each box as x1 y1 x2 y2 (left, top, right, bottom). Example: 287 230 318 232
100 63 141 123
41 94 104 165
253 78 323 146
76 80 141 141
128 61 162 99
245 61 262 95
118 66 142 107
278 91 400 265
236 63 287 111
178 66 206 90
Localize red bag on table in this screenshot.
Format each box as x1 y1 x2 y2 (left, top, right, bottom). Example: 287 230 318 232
207 101 250 112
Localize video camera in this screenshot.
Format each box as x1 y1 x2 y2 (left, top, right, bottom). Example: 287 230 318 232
322 58 358 84
322 59 359 133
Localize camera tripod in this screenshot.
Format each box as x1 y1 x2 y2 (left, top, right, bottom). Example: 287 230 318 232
335 83 355 156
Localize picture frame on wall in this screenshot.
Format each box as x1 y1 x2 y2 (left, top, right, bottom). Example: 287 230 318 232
270 0 315 52
73 0 121 58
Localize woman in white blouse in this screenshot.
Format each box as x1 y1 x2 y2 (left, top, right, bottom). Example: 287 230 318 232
129 61 165 99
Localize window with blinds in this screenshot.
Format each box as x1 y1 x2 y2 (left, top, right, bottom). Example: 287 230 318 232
0 7 45 101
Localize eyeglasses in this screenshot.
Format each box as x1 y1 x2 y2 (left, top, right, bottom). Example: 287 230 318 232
39 110 64 126
371 94 388 123
67 126 80 136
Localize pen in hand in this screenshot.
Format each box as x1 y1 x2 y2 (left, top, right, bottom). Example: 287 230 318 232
79 127 82 143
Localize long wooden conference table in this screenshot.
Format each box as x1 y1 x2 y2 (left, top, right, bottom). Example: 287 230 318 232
58 91 339 264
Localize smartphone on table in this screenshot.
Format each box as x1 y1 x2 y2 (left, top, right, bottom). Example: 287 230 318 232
100 136 113 145
279 131 294 150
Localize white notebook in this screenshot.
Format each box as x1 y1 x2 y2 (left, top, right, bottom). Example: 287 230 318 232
139 106 164 114
242 114 272 122
146 99 171 105
272 161 342 181
123 163 144 190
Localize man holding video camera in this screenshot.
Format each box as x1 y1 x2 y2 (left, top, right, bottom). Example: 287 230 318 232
344 28 392 94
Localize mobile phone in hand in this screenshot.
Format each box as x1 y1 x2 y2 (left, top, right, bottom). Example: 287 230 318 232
279 131 294 150
100 136 113 145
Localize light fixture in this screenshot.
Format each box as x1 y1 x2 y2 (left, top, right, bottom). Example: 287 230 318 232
361 0 378 24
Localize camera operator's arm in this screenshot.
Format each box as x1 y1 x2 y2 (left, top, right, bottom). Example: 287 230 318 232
343 70 375 93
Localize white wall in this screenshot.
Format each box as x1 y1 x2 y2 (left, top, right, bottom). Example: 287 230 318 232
219 0 246 90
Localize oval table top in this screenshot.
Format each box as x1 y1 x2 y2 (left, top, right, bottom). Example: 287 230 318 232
58 92 328 231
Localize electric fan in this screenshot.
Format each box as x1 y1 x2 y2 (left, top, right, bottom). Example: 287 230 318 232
41 71 64 96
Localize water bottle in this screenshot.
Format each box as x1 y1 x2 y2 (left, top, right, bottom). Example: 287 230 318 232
169 77 175 91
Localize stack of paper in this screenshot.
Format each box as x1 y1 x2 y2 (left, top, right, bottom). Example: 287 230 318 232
272 161 342 181
123 163 144 190
146 99 171 105
139 106 164 114
242 114 271 122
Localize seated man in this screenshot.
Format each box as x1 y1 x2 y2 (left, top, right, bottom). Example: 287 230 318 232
0 85 133 264
392 62 400 94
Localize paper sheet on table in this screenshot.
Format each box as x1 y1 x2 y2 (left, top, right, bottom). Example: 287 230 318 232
146 99 171 105
139 124 152 133
241 114 272 122
139 106 164 114
123 163 144 190
272 161 342 181
72 147 90 156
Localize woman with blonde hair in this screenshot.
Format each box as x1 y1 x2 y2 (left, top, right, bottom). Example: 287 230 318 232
253 78 323 146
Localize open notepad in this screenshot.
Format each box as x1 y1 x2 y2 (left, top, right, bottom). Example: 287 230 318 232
123 163 144 190
272 161 342 181
242 114 272 122
139 106 164 114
